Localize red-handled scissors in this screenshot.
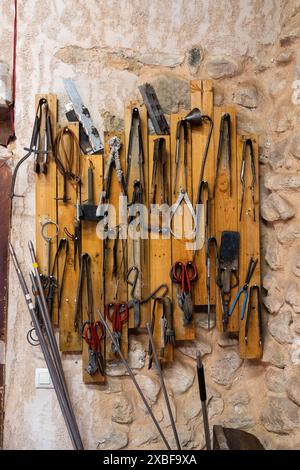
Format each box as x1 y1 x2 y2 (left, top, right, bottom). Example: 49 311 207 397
105 303 128 334
82 320 105 376
170 261 198 293
105 303 128 354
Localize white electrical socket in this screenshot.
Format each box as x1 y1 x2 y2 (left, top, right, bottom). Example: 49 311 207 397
35 368 53 389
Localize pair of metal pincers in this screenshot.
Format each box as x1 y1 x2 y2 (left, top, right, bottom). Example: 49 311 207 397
228 257 258 320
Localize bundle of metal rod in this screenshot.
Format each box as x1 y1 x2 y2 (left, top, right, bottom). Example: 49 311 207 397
99 312 172 450
196 351 211 450
9 242 83 450
146 322 181 451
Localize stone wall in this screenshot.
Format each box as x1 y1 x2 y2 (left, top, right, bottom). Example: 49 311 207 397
1 0 300 450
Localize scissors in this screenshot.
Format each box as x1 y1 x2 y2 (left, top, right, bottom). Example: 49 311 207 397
170 261 197 293
228 257 258 320
82 320 105 376
105 303 129 354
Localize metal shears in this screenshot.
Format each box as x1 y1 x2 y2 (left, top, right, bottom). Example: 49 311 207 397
105 302 129 354
82 320 105 376
228 257 258 320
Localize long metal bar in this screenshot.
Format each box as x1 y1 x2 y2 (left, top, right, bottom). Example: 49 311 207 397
28 244 77 409
9 243 83 449
146 323 181 450
30 271 83 449
99 312 171 450
29 272 83 450
196 351 211 450
28 241 83 448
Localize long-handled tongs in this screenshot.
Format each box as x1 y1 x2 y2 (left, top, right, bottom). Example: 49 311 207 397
239 138 256 222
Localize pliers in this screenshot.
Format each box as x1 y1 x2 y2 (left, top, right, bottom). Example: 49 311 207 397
228 257 258 320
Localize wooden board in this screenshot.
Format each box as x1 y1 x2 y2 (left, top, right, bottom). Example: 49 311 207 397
103 131 128 360
35 94 58 325
170 113 195 340
237 135 262 359
190 80 216 308
58 123 82 353
81 155 105 383
148 135 173 362
214 106 239 332
124 100 150 328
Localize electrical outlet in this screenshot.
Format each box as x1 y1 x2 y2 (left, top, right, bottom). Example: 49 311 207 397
35 368 53 389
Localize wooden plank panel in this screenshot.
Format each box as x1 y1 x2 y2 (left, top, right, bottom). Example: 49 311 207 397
35 94 58 325
58 123 82 353
237 135 262 359
148 135 173 362
170 113 195 340
214 106 239 332
190 79 215 307
124 100 150 328
81 155 104 383
103 131 128 360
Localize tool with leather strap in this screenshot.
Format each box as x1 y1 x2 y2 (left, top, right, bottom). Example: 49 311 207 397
228 257 258 320
219 231 240 331
245 284 263 345
125 266 169 328
148 296 175 369
138 83 170 135
213 113 232 197
105 302 128 354
10 97 54 198
63 78 104 154
239 138 256 222
170 261 197 326
53 126 81 204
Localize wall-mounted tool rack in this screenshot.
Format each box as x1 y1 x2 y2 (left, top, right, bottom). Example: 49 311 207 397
35 80 262 384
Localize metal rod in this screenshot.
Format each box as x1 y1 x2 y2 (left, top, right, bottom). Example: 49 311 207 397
99 312 171 450
28 241 82 447
146 322 181 450
29 271 83 450
9 243 83 449
29 273 81 450
196 351 211 450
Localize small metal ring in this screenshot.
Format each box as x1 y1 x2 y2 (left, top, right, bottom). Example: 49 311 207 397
41 220 59 242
